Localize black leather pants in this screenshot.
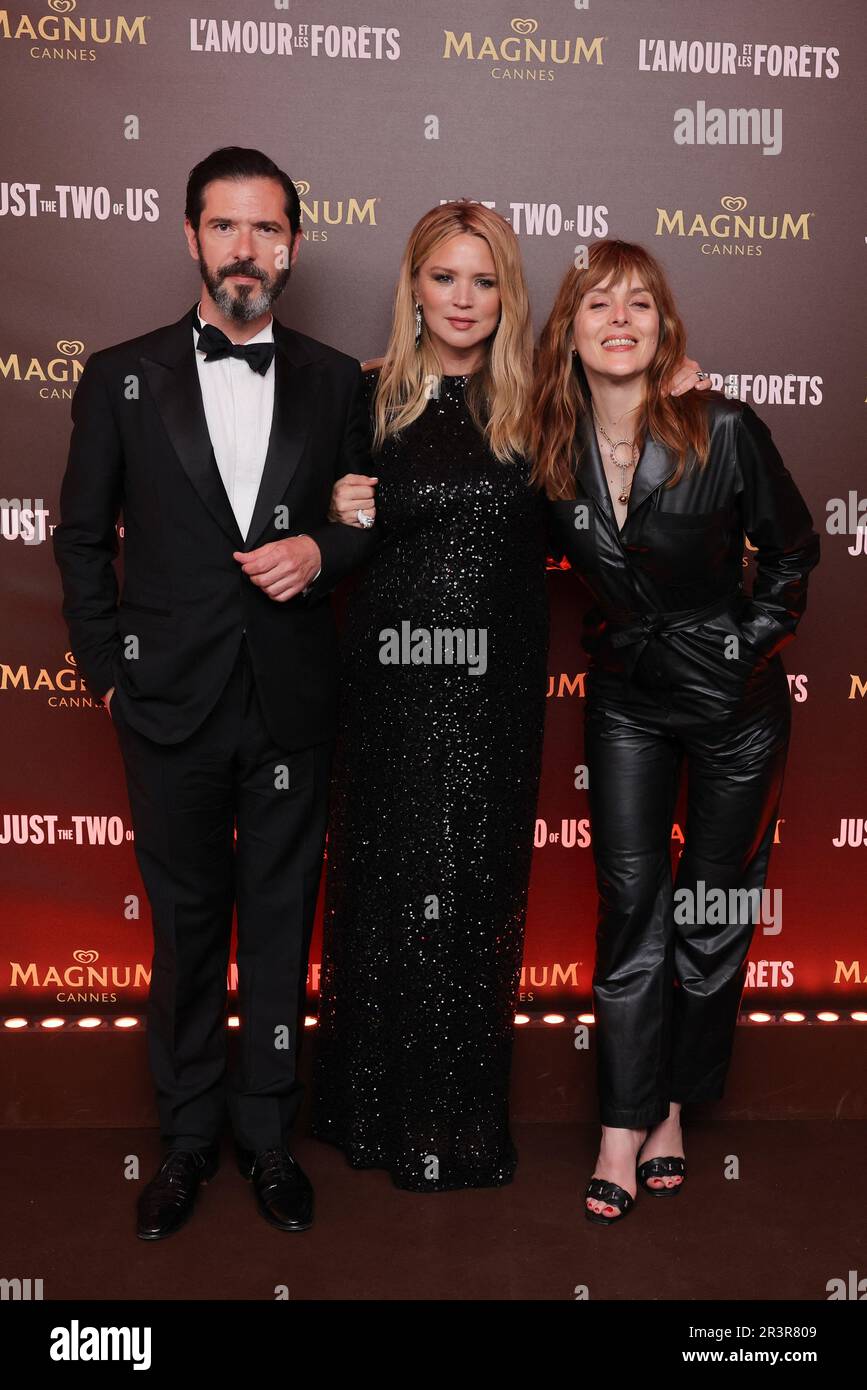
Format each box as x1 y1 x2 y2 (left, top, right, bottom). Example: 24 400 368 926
583 654 791 1129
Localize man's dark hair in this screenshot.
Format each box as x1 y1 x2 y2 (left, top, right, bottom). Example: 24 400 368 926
185 146 301 235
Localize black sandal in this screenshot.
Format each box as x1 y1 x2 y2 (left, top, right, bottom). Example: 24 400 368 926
584 1177 636 1225
636 1155 687 1196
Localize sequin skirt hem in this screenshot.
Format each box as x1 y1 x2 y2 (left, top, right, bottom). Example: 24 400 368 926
310 1124 518 1192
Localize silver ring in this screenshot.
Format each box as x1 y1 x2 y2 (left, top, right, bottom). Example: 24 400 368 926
695 370 709 381
356 509 374 529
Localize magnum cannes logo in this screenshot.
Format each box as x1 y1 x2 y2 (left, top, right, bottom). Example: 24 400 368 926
442 16 605 80
9 949 150 1002
1 651 101 708
0 338 84 399
293 180 378 241
656 195 813 255
0 0 150 60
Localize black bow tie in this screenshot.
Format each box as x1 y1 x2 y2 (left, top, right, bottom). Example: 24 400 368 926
196 320 275 375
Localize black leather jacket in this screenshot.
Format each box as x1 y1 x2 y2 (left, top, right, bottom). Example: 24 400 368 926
546 393 820 714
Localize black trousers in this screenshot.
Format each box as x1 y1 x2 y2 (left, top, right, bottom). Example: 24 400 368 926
583 655 791 1128
111 637 332 1152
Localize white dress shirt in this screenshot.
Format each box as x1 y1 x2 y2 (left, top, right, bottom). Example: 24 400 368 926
193 305 320 586
193 306 274 543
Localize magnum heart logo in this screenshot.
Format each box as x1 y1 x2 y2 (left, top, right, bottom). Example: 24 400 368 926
72 949 99 965
56 340 84 357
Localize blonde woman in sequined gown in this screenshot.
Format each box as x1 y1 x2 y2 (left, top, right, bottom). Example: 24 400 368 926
310 203 549 1191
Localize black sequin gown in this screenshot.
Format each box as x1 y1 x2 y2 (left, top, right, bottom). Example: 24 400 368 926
311 368 549 1191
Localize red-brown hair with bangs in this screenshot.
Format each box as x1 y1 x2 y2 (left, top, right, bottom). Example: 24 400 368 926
529 240 710 499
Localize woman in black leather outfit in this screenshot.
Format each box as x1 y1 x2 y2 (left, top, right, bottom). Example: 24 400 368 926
533 240 820 1225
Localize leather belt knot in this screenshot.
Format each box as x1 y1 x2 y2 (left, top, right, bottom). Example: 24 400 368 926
608 612 665 647
607 592 740 677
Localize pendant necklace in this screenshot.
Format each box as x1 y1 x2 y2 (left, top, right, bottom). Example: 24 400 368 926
593 409 638 505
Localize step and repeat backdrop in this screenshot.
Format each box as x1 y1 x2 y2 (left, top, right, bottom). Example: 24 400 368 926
1 1 864 1013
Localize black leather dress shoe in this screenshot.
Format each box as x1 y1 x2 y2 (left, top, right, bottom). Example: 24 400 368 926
136 1147 219 1241
236 1145 314 1231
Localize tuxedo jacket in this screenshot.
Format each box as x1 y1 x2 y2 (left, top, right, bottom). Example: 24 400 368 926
53 304 376 748
545 392 820 707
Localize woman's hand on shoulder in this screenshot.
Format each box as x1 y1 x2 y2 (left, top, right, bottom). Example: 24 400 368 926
665 355 712 397
329 473 379 527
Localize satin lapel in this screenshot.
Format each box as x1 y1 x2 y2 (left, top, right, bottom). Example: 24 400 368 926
140 308 243 546
576 412 676 532
244 336 315 549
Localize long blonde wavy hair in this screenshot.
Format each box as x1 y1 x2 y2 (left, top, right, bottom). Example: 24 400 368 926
529 240 711 499
368 202 533 463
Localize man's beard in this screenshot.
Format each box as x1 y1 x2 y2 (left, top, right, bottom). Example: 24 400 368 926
197 246 292 323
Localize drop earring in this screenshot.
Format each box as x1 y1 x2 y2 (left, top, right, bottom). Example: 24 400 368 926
414 301 423 348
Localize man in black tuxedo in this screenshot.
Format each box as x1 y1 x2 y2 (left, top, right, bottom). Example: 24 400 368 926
53 147 375 1239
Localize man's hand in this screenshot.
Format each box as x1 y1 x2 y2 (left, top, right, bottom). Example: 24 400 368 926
328 473 379 527
232 536 322 602
665 355 712 397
